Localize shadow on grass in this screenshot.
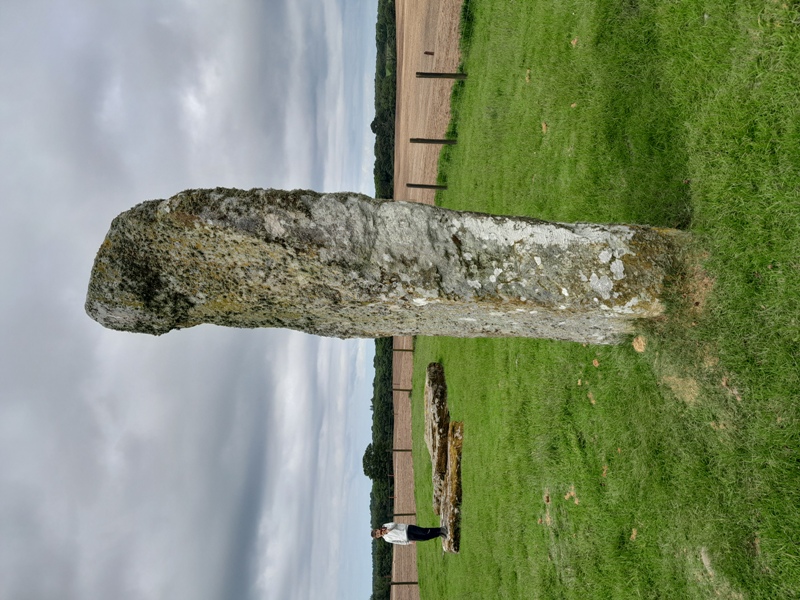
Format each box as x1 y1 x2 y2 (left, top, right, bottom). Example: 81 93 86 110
590 1 693 229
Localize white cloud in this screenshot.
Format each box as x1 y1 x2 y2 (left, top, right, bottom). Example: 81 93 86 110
254 333 373 600
0 0 378 597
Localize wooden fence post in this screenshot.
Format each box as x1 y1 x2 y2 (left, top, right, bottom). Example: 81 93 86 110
416 72 467 79
410 138 457 145
406 183 447 190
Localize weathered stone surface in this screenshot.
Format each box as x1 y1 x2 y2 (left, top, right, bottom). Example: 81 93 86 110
422 362 462 553
86 187 688 343
424 363 450 513
441 421 463 554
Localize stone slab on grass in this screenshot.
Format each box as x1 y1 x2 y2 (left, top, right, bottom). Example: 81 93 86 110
441 420 463 554
424 362 450 513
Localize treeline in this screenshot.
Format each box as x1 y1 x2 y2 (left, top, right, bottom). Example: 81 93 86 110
363 337 394 600
372 0 396 199
366 4 397 595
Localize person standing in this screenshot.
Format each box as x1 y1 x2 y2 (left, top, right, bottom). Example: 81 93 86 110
371 522 447 545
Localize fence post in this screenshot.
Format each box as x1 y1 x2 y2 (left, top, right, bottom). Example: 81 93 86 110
406 183 447 190
416 72 467 79
410 138 457 145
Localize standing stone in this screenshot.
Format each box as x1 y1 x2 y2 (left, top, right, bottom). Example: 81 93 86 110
86 187 687 343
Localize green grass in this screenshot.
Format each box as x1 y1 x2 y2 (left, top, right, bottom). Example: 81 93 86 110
411 1 800 598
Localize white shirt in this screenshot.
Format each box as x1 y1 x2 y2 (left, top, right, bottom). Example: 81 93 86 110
381 522 410 545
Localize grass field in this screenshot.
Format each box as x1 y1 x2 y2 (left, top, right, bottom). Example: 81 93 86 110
410 0 800 598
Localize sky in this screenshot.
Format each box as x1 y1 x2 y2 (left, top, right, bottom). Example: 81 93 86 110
0 1 379 599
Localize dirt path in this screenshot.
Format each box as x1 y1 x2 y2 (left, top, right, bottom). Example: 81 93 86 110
394 0 464 206
390 336 419 600
390 1 464 597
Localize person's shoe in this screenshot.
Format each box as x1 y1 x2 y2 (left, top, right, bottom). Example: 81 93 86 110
440 525 448 538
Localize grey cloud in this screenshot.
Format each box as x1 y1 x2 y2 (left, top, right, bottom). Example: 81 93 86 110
217 421 270 600
1 0 377 597
78 331 282 600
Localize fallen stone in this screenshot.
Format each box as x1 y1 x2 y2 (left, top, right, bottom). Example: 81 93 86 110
422 362 462 553
441 420 463 554
424 363 450 513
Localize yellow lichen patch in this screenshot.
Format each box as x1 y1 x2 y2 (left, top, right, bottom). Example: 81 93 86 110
171 211 200 228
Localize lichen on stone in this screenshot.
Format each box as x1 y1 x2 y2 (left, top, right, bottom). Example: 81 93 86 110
86 188 688 343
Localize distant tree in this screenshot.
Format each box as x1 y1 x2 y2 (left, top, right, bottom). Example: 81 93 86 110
372 0 396 200
367 337 395 600
369 4 397 597
363 442 391 480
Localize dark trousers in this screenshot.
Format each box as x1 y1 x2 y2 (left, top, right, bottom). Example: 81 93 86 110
406 525 443 542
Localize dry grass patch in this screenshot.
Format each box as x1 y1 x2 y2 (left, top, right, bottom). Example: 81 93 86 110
632 335 647 353
661 375 701 405
687 264 715 315
687 547 746 600
539 488 553 526
564 484 580 505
